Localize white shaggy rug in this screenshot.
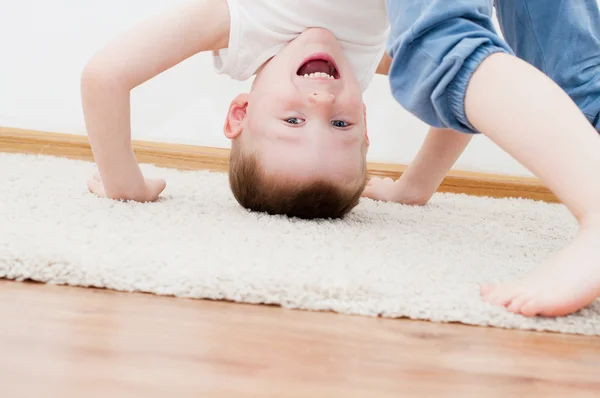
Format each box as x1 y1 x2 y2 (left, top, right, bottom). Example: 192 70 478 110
1 153 598 336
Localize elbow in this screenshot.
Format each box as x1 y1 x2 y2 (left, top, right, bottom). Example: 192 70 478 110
81 58 108 92
80 56 129 95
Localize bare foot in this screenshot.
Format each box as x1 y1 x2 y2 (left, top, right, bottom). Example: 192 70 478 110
480 224 600 317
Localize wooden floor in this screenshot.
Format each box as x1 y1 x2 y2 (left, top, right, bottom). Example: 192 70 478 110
1 281 599 397
0 128 594 396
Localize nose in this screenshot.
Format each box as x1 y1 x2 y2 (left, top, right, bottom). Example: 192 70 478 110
308 91 336 105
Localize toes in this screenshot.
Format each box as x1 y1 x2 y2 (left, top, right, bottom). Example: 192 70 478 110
479 283 494 296
507 295 533 315
521 293 595 318
482 284 521 307
520 299 542 317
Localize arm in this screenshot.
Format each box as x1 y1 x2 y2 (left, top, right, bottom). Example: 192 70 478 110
400 127 471 202
81 0 230 201
365 0 513 205
363 127 471 205
370 51 472 205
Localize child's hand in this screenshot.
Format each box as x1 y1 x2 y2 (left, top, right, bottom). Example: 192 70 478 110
362 176 430 206
87 172 166 202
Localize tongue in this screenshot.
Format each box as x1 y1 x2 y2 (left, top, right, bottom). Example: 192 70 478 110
298 60 331 75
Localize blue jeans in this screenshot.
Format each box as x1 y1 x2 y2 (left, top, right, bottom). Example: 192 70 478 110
386 0 600 133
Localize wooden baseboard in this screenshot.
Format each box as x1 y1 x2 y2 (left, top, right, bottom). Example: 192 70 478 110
0 126 558 203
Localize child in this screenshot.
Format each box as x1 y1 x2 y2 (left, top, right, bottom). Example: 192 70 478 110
82 0 389 220
365 0 600 317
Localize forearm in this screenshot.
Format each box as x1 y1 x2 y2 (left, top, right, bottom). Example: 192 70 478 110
466 53 600 223
81 76 145 198
400 127 472 200
80 0 230 199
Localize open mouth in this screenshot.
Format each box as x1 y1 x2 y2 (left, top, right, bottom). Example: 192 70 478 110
296 54 340 80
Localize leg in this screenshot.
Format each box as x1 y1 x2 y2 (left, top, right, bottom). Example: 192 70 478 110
479 0 600 316
494 0 600 131
386 0 600 316
385 0 513 133
481 222 600 317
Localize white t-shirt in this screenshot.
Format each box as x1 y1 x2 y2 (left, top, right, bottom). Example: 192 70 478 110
213 0 389 92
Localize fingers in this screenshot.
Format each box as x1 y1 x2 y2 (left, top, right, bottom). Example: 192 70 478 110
368 176 394 184
362 186 375 198
87 174 166 202
362 186 384 201
87 177 106 198
146 178 167 201
364 177 396 200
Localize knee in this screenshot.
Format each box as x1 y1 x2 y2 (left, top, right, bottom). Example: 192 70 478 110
388 41 512 134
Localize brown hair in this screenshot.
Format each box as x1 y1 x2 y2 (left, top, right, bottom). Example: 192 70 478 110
228 143 366 220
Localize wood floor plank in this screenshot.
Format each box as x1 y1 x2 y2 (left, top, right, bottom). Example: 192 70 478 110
0 280 598 397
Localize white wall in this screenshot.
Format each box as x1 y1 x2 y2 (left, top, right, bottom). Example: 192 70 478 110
0 0 534 176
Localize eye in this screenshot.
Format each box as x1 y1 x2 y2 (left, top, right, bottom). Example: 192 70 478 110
331 120 350 128
285 117 305 125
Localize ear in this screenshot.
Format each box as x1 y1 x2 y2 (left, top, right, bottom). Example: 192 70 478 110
363 103 370 147
224 93 249 139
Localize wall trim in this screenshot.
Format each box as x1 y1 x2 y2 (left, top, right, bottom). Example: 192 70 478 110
0 127 558 203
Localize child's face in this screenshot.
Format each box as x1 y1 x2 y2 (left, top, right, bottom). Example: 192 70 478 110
225 28 369 185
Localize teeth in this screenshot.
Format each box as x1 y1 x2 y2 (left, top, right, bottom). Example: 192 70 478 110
302 72 335 79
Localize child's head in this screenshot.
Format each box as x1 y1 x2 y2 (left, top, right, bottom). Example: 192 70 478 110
224 28 369 219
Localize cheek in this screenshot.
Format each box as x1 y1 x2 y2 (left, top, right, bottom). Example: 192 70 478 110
337 92 365 118
350 96 364 111
250 86 299 116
